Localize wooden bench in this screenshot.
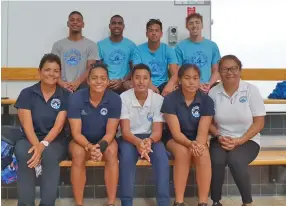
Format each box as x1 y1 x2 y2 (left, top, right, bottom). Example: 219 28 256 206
59 150 286 167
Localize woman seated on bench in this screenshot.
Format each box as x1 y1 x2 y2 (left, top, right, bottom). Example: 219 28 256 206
161 64 215 206
14 53 70 206
208 55 266 206
118 64 170 206
67 63 121 206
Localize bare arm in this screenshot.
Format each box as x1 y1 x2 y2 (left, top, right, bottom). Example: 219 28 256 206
209 64 220 87
120 119 142 146
18 109 39 146
164 113 192 147
168 64 179 85
238 116 265 144
101 118 120 144
148 122 163 143
195 116 213 145
69 118 90 148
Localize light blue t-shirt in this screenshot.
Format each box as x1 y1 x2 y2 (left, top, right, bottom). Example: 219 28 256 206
175 38 221 83
97 37 136 80
132 42 178 87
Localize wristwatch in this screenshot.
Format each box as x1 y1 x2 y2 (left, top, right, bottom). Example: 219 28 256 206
40 140 49 147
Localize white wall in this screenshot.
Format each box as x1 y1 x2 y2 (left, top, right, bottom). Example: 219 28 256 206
1 0 286 112
3 1 211 67
212 0 286 68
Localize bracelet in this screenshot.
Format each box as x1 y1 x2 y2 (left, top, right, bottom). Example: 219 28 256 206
149 138 155 144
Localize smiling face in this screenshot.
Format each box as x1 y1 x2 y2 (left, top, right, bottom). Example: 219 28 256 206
219 59 241 84
39 61 61 86
109 16 125 37
87 67 109 93
186 17 203 37
67 13 84 33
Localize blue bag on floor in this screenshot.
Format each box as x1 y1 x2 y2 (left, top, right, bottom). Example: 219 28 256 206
268 81 286 99
1 140 18 184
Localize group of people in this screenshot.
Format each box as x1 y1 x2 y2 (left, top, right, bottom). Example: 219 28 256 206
13 10 266 206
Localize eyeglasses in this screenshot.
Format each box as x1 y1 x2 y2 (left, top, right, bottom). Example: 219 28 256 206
220 66 240 74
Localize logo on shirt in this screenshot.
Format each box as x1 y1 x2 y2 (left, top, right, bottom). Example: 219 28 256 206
100 108 108 116
81 110 88 115
109 50 125 65
147 112 154 122
51 98 61 110
239 96 247 103
191 105 200 118
64 49 82 66
189 51 208 68
149 60 164 76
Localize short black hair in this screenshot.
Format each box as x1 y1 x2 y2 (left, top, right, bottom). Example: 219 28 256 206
131 64 151 77
178 64 201 79
146 19 162 31
89 62 109 78
69 11 83 19
39 53 61 71
110 14 124 22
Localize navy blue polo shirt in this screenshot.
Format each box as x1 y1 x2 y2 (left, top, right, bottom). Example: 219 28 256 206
161 89 214 140
67 88 122 143
15 82 70 140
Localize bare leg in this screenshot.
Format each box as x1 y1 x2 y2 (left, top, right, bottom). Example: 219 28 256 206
193 145 211 204
69 140 89 205
167 139 192 203
103 140 119 205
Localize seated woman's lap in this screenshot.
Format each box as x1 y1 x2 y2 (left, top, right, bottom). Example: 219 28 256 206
166 139 211 165
69 139 118 162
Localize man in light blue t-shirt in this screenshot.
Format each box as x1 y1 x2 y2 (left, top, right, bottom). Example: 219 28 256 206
97 15 136 93
132 19 178 97
175 13 221 93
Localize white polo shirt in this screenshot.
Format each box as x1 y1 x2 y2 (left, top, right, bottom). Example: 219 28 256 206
208 80 266 145
118 88 164 136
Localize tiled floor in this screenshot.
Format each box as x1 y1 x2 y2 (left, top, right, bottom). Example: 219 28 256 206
2 196 286 206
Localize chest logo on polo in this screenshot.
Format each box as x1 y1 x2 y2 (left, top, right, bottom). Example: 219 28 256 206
191 105 200 118
64 49 82 66
100 108 108 116
239 96 247 103
147 112 154 122
51 98 61 110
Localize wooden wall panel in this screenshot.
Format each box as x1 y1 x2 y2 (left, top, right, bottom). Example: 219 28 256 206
1 67 286 81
